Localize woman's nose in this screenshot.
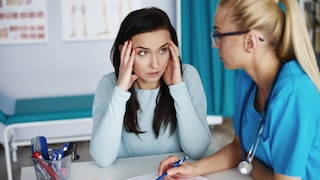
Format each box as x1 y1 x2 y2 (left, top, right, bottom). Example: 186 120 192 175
150 54 159 68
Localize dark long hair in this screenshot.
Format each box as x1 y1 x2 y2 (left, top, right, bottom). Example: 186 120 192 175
110 7 181 138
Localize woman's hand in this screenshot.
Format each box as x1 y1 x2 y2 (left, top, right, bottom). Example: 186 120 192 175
158 155 196 180
163 41 182 86
117 40 139 91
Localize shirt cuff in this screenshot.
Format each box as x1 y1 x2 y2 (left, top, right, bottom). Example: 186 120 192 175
169 82 188 97
114 86 131 101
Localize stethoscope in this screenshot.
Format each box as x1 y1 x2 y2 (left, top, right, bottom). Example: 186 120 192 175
238 62 284 175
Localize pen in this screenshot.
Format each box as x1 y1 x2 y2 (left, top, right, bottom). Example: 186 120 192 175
156 156 188 180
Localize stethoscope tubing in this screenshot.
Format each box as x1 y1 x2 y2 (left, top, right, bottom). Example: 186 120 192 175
247 120 264 163
238 62 285 174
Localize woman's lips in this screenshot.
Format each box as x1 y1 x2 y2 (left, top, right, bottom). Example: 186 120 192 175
147 72 159 77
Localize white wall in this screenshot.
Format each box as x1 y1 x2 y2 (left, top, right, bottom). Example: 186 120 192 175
0 0 176 99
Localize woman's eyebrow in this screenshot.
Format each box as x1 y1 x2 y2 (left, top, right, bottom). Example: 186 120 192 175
135 43 169 50
135 46 149 50
159 43 169 48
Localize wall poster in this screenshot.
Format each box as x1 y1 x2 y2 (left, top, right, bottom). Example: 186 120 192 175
0 0 48 45
61 0 142 42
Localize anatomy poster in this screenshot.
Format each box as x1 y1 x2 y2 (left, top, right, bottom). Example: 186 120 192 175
61 0 142 42
0 0 48 45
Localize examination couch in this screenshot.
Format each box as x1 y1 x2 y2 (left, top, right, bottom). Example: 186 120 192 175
0 93 94 180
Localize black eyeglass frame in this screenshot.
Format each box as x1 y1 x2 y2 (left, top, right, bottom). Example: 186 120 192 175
211 30 264 46
211 30 249 46
211 30 250 38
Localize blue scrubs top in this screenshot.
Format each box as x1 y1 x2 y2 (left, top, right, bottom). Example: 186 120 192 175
233 60 320 179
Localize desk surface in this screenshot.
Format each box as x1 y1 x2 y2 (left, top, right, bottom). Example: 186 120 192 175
21 152 253 180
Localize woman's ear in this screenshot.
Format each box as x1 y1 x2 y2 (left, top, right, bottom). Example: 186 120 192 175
118 44 123 52
244 32 259 53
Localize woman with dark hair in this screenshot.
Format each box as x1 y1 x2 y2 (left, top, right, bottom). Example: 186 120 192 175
89 7 211 167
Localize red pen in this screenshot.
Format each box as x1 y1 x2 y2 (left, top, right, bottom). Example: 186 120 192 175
33 151 59 180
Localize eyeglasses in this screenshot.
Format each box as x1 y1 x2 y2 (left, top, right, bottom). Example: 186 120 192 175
211 30 249 47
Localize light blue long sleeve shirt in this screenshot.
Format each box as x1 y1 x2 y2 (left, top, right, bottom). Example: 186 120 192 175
90 64 211 167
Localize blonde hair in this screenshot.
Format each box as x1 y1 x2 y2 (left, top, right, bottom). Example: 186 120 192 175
218 0 320 91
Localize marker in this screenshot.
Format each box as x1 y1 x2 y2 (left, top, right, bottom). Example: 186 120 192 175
33 151 60 180
156 156 188 180
39 136 50 160
34 162 50 179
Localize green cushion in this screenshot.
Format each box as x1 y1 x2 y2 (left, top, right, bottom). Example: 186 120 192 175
2 109 92 125
0 94 94 125
0 111 5 123
14 95 94 114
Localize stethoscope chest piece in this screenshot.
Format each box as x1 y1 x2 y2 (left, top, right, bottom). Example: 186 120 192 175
238 160 253 175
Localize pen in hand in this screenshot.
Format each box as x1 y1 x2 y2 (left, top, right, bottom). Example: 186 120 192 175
156 156 188 180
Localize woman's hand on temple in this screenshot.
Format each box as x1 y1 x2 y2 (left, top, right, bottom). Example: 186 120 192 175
117 40 139 91
163 41 182 85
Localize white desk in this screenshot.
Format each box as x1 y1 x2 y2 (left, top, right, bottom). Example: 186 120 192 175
21 152 253 180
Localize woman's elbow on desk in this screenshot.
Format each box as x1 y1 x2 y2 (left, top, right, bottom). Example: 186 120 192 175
90 152 116 168
94 159 115 168
89 145 116 167
181 132 211 159
182 139 211 160
186 152 206 160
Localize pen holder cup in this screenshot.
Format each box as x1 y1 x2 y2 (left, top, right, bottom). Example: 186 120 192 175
32 153 72 180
